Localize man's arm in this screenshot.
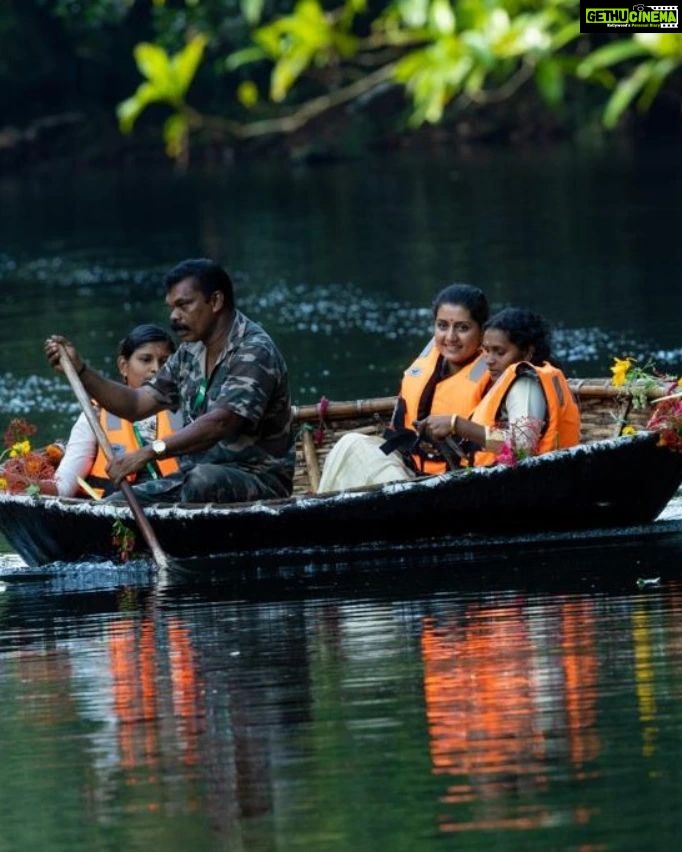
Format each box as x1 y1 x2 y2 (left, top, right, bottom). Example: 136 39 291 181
105 407 248 484
44 334 160 421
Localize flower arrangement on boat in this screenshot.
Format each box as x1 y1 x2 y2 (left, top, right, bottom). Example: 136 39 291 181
610 356 681 409
609 357 682 449
0 418 63 494
495 416 543 466
646 398 682 452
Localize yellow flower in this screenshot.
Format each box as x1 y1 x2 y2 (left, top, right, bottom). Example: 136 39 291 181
677 376 682 387
610 357 633 388
0 477 6 491
9 440 30 458
621 424 636 436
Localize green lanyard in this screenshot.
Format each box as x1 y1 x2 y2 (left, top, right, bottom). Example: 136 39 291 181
192 377 208 415
132 423 160 480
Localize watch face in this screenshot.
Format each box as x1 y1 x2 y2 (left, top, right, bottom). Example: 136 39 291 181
152 439 166 456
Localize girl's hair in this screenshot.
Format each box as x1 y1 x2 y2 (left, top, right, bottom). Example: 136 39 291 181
484 307 553 366
432 284 489 327
117 324 176 360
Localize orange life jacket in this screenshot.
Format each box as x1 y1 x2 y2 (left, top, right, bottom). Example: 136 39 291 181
393 340 489 474
471 361 581 466
86 409 182 497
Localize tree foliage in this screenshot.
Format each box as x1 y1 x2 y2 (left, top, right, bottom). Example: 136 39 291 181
111 0 681 158
2 1 681 164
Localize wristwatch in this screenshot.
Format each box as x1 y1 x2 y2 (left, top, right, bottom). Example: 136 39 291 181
151 439 167 458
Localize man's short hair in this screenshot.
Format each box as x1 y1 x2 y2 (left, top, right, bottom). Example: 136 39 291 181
164 258 234 311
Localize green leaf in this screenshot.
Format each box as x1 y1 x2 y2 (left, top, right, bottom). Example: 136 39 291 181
252 27 282 59
171 34 208 96
461 31 494 68
116 82 162 133
463 64 487 96
271 49 312 100
535 57 563 106
637 57 676 111
577 39 648 78
603 60 655 127
241 0 265 26
224 46 268 71
253 0 331 60
237 80 260 108
551 20 581 51
134 42 172 85
428 0 455 36
397 0 430 29
340 0 367 28
116 96 143 135
635 33 682 58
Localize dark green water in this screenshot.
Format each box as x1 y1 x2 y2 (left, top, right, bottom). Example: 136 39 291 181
1 142 681 439
3 542 682 851
2 144 682 850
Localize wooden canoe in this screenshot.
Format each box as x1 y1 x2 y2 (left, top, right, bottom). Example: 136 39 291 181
1 378 682 568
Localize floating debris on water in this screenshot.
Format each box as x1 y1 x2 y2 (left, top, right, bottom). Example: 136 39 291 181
636 576 662 588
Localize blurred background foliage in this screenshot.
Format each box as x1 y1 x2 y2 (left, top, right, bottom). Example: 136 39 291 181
1 0 680 168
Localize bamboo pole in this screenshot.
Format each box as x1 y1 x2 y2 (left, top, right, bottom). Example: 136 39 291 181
301 430 321 492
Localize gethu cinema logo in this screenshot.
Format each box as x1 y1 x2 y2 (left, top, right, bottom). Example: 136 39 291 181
585 4 678 25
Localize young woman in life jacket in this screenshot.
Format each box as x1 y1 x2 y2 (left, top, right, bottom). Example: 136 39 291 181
41 324 181 497
317 284 491 491
415 307 581 466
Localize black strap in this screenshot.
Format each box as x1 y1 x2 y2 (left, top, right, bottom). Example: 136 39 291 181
380 428 466 473
379 428 420 456
434 437 467 470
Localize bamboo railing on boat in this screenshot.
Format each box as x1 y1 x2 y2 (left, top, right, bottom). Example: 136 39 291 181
291 379 670 495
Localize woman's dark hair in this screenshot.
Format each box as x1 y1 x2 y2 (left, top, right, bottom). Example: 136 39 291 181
117 324 176 360
484 307 553 366
164 258 234 311
432 284 489 327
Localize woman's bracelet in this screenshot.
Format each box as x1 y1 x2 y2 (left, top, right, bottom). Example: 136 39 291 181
77 362 87 378
450 413 458 435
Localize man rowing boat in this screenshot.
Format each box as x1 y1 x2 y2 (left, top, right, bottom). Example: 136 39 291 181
45 258 294 504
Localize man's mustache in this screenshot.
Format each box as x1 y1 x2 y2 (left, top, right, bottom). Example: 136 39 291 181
171 322 189 333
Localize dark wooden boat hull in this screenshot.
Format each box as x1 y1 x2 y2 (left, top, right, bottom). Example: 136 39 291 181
1 432 681 568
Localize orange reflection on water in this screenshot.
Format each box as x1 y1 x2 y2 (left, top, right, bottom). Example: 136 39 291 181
108 615 204 773
560 600 600 770
421 598 601 832
422 604 546 792
167 616 202 766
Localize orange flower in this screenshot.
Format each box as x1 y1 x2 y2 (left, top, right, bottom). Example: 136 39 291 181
45 443 65 464
23 454 43 476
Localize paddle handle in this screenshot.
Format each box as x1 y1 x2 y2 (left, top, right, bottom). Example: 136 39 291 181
57 345 171 572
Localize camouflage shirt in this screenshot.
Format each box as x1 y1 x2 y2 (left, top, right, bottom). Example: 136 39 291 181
144 310 294 485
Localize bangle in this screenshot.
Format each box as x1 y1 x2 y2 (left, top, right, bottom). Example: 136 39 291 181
450 414 458 435
77 362 87 378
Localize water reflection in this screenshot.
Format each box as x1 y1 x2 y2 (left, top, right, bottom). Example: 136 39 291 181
4 557 682 848
421 597 601 833
106 614 203 773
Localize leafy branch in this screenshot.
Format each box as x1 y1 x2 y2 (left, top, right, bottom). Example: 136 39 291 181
115 0 682 161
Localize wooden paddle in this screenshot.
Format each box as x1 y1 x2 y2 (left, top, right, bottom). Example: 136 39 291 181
57 345 172 573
